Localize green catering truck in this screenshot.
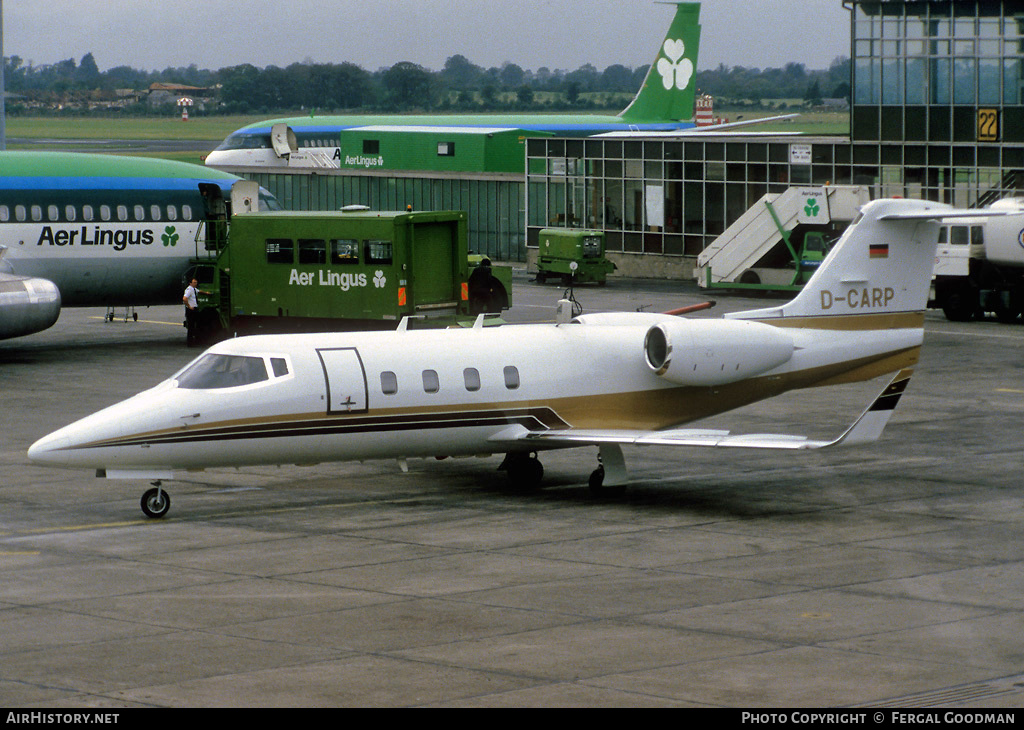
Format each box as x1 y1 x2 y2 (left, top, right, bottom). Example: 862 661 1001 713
186 184 510 341
535 228 616 285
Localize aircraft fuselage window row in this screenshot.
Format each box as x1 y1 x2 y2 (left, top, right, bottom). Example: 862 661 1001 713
379 366 520 396
265 238 393 266
300 138 338 148
0 203 195 224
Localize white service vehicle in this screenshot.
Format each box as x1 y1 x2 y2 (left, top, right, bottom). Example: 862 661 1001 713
932 197 1024 323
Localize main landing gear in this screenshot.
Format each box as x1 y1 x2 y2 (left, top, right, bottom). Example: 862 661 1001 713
500 444 630 496
140 481 171 519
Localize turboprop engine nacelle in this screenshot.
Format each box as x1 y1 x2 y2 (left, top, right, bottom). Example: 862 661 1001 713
644 318 794 387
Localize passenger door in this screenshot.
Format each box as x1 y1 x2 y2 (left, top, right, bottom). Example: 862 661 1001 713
317 348 369 414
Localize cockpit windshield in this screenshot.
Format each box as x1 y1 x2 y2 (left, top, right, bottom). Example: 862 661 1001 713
176 354 272 390
213 133 272 152
259 188 283 211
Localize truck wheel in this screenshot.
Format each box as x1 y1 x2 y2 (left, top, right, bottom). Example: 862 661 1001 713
940 283 979 322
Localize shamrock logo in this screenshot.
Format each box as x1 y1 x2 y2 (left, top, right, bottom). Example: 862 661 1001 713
804 198 820 217
373 270 386 288
656 39 694 91
161 225 179 247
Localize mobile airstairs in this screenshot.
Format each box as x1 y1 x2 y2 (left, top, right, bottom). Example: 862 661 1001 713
696 185 870 291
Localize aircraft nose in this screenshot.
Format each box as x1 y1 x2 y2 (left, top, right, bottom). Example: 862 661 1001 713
27 430 72 467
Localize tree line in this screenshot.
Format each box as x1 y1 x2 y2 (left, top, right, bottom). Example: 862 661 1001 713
2 52 851 115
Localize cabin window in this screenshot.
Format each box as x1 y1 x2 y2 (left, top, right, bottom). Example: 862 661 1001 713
266 238 294 264
463 368 481 392
950 226 969 245
363 139 380 154
47 205 59 221
366 240 393 265
271 358 289 377
176 354 269 390
182 204 194 220
298 239 327 265
132 205 144 221
100 205 112 221
0 206 8 222
331 239 359 264
380 371 398 395
503 366 520 390
150 205 162 221
422 369 440 394
117 205 128 221
65 205 76 222
82 205 94 222
166 205 178 221
15 205 26 222
31 205 42 221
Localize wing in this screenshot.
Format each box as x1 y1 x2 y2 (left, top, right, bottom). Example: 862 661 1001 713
490 369 913 452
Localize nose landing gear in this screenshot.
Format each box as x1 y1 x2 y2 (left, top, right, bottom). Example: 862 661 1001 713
141 481 171 519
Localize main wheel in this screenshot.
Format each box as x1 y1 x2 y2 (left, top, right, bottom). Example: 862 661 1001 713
589 466 626 496
140 487 170 519
505 453 544 491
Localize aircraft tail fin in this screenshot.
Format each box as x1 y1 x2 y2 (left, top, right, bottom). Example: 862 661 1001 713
619 2 701 123
729 198 957 324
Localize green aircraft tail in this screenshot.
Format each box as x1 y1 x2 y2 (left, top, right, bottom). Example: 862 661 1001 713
619 2 702 123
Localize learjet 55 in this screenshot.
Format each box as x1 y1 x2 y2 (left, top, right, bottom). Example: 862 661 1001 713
29 199 973 517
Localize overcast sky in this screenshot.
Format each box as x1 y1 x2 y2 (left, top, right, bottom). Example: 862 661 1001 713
5 0 850 74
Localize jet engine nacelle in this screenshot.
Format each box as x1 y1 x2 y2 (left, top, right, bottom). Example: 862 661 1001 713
644 318 794 386
0 274 61 340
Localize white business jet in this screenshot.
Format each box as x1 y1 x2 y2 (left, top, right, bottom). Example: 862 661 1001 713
29 198 976 518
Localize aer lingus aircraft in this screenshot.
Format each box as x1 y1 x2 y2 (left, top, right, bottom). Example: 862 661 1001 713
29 198 986 518
0 151 279 340
204 3 784 170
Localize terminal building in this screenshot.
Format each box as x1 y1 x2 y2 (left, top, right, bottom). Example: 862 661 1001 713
223 0 1024 279
527 0 1024 278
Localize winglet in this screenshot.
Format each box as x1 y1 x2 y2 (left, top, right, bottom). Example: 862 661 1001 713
825 369 914 447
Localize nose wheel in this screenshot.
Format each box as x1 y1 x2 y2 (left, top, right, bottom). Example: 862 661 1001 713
141 482 171 519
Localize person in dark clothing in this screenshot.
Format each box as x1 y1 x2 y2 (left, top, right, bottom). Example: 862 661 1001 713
468 258 498 315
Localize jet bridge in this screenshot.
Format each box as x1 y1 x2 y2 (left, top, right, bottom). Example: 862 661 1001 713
696 185 870 291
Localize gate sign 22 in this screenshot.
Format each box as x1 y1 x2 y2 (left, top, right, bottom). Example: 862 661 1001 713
978 109 999 142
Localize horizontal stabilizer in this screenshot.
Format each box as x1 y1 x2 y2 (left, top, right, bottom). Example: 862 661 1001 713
496 369 913 452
